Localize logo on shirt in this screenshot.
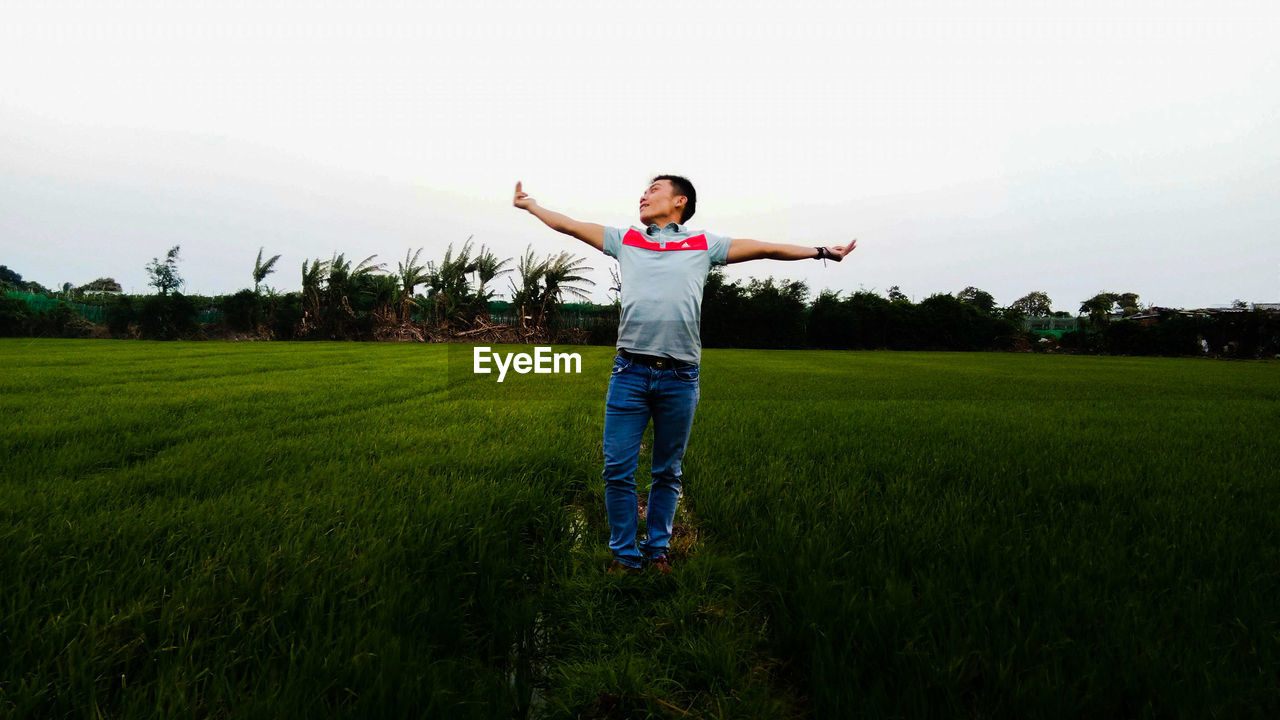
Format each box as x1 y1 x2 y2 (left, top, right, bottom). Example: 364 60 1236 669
623 229 708 252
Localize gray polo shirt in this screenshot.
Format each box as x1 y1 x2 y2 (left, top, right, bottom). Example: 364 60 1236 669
602 221 733 365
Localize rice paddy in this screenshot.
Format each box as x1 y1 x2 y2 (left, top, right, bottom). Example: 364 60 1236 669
2 340 1277 718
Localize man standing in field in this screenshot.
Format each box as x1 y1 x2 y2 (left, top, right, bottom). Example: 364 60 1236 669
513 176 855 574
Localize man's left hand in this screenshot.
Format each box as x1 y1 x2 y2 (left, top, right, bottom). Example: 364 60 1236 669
824 238 857 262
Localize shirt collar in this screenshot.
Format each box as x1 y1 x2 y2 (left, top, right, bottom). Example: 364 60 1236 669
645 221 685 236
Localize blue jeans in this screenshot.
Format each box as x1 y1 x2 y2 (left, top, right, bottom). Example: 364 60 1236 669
602 353 700 568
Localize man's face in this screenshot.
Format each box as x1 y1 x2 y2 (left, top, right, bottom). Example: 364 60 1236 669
638 179 684 225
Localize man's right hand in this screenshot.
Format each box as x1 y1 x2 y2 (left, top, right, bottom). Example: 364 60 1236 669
513 180 606 252
513 181 538 211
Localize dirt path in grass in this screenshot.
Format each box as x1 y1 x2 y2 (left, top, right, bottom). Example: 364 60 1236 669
636 498 700 563
530 495 805 719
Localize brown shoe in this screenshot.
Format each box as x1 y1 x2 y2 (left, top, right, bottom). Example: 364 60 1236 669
649 555 672 575
607 560 641 576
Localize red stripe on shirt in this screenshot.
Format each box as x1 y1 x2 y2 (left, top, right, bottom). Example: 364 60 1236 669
623 229 708 251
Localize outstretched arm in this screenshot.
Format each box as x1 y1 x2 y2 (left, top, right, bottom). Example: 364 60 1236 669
726 237 857 264
513 181 605 252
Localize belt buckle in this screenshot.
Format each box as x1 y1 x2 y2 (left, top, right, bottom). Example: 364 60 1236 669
654 358 669 369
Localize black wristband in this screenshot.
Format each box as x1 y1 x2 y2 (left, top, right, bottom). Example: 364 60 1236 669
815 246 828 260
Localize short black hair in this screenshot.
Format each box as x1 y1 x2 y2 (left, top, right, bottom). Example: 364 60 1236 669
651 174 696 223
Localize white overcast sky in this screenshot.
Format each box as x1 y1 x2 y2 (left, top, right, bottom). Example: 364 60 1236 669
2 0 1278 310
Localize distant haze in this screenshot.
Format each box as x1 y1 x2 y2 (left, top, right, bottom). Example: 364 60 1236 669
2 0 1278 312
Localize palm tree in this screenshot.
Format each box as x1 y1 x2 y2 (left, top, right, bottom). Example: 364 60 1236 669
301 257 330 321
397 248 430 322
504 248 595 328
253 247 282 294
325 253 385 308
318 252 386 337
470 244 512 320
508 246 547 327
363 273 400 322
425 238 477 325
538 251 595 325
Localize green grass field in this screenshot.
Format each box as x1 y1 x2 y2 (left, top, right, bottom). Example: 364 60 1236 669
2 339 1277 718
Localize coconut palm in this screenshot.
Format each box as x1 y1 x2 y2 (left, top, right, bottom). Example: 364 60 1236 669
311 253 385 337
508 246 547 327
325 253 385 310
253 247 282 294
543 252 595 301
301 257 330 321
363 273 400 322
425 238 478 325
395 248 432 322
470 244 512 320
503 248 595 328
472 245 511 296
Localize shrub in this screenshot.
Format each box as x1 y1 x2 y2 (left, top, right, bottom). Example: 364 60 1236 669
1058 330 1093 352
106 295 135 336
138 293 198 340
222 289 263 332
739 278 808 349
0 296 30 336
1148 314 1204 356
28 304 93 338
268 293 303 340
1101 320 1150 355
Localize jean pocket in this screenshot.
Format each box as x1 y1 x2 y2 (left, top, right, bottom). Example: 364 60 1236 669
611 356 632 375
673 365 699 383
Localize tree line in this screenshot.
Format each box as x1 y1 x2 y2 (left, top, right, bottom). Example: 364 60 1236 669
2 255 1277 358
698 276 1278 357
1 241 597 341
